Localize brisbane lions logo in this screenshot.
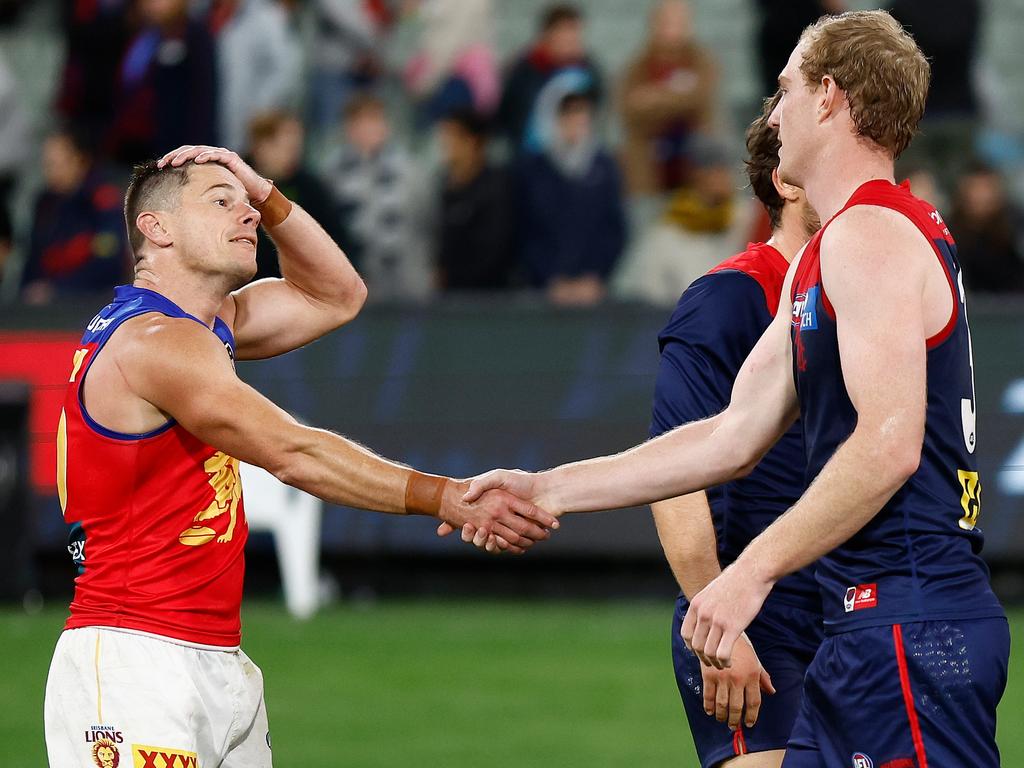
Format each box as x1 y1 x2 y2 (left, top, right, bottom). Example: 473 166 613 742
178 451 243 546
92 738 120 768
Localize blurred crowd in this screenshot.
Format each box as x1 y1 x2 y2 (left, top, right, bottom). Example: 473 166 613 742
0 0 1022 307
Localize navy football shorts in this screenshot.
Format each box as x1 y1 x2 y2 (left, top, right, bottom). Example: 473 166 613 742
671 595 823 768
784 617 1010 768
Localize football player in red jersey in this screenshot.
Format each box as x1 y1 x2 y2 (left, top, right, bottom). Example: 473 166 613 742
463 11 1007 766
45 145 557 768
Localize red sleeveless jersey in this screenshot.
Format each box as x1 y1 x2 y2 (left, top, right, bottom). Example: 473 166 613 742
59 286 248 647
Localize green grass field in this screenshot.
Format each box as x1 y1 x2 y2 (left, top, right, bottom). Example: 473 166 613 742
2 602 1021 767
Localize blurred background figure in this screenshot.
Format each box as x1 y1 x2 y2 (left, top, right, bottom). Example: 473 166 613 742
434 109 514 292
208 0 302 155
307 0 393 156
0 49 27 285
618 0 716 196
402 0 499 130
247 111 342 282
322 92 433 302
949 162 1024 294
107 0 218 164
752 0 845 99
890 0 983 200
517 90 625 306
20 127 127 305
497 3 602 154
54 0 131 143
614 140 741 306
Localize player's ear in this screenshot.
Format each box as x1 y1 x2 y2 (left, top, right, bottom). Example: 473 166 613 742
136 211 173 248
772 167 801 203
817 74 844 123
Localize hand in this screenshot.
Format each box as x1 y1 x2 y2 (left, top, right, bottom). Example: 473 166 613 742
435 480 558 555
681 560 774 669
697 631 774 730
157 145 273 206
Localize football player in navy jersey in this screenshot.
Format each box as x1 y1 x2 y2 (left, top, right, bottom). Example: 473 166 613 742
650 93 821 768
463 11 1007 767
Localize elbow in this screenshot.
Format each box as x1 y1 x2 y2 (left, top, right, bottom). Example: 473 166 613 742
339 277 368 322
886 442 922 486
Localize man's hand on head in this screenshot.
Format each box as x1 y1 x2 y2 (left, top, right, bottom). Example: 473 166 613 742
158 145 273 207
435 480 559 555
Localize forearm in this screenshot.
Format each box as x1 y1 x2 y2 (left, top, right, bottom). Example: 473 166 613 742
739 428 917 584
540 413 754 514
270 422 432 515
265 200 365 311
652 492 723 600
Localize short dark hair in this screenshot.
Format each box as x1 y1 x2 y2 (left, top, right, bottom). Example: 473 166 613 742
557 90 595 115
541 3 581 31
440 108 490 140
745 92 784 230
123 160 192 256
343 91 386 122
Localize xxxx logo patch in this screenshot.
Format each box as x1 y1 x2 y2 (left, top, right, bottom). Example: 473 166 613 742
131 744 198 768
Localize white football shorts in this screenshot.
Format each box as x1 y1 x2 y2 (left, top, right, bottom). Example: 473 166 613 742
44 627 272 767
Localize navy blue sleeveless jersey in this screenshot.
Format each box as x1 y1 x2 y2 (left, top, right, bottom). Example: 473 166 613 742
651 243 818 609
790 179 1004 633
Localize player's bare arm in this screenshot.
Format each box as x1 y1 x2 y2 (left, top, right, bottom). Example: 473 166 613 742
682 205 943 668
462 258 804 520
158 145 367 360
653 494 774 730
97 314 558 552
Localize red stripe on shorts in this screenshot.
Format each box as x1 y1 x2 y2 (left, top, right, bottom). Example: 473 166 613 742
732 726 747 755
892 624 929 768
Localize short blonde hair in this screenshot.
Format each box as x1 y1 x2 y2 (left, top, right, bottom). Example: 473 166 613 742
799 10 929 158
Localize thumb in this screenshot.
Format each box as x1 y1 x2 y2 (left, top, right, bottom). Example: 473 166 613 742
463 472 502 503
759 667 775 695
436 522 455 537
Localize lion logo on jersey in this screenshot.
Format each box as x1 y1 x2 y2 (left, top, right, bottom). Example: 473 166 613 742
178 451 242 546
92 738 120 768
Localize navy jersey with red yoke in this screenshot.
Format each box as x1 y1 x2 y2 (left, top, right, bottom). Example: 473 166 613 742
652 242 817 609
790 179 1004 633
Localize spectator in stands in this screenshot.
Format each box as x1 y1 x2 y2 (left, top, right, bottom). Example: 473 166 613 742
322 93 433 301
517 90 625 305
247 111 343 282
497 3 603 154
950 162 1024 294
308 0 392 157
434 109 514 291
618 0 716 195
403 0 499 129
0 49 26 283
890 0 983 198
108 0 218 164
208 0 302 154
614 139 743 306
753 0 845 101
55 0 131 141
21 127 128 304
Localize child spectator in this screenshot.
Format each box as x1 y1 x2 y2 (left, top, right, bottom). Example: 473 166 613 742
247 111 343 281
21 128 128 304
516 90 625 305
497 4 602 154
322 93 433 302
434 109 514 291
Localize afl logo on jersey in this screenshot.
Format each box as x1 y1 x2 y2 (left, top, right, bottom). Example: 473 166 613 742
851 753 873 768
792 286 819 331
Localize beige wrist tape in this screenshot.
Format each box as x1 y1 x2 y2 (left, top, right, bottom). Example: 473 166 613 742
254 185 292 228
404 472 449 516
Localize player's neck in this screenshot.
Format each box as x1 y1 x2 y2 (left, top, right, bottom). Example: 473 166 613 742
803 143 894 223
133 271 225 327
766 220 804 264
